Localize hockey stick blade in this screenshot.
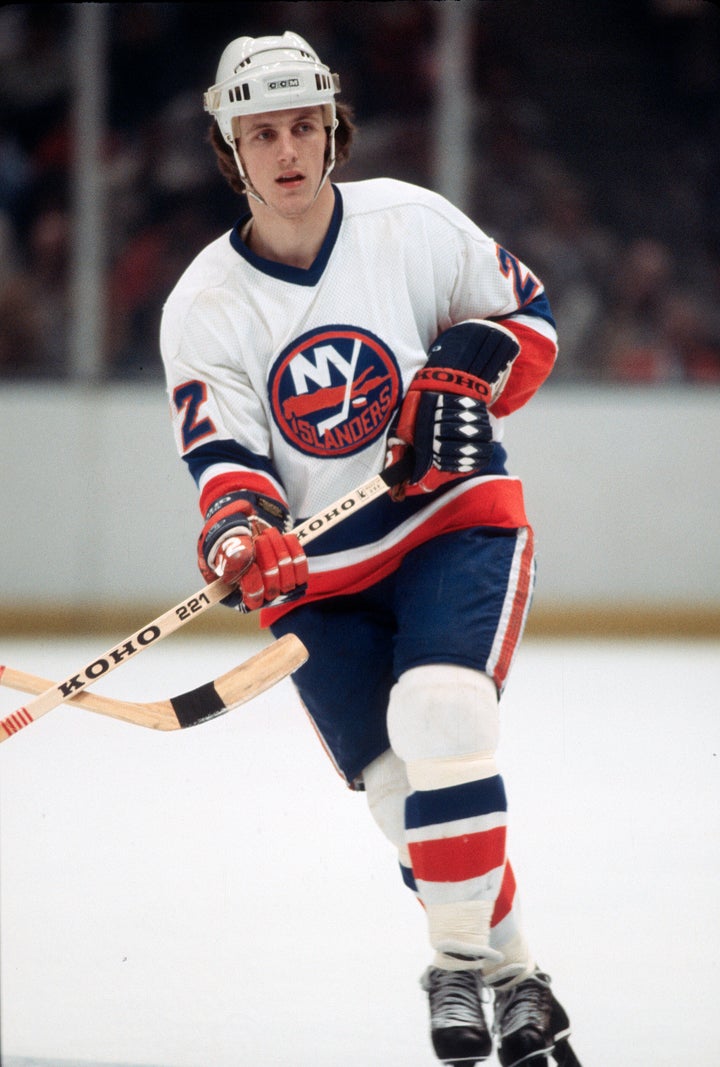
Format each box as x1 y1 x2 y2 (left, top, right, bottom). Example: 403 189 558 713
0 453 413 743
0 577 234 741
0 634 307 732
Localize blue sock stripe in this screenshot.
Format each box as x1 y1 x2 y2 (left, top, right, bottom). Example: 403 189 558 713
400 862 418 893
405 774 507 830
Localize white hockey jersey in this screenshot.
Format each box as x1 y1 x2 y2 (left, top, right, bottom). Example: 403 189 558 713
160 177 557 625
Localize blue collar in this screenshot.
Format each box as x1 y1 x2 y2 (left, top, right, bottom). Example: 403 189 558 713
229 185 343 287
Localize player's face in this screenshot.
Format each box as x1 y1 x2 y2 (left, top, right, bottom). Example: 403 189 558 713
234 106 329 217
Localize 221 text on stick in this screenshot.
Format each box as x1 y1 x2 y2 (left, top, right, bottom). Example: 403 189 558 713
0 454 412 744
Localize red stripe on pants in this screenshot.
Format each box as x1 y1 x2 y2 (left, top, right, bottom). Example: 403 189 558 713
493 530 534 690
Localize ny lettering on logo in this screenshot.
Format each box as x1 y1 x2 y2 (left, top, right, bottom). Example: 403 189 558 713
289 340 362 435
270 326 401 458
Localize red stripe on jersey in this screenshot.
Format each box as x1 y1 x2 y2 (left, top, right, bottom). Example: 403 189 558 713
492 529 535 691
262 477 529 627
491 860 517 928
490 320 557 418
408 825 506 885
199 472 287 517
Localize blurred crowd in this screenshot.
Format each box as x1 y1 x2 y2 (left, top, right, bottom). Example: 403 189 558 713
0 0 719 384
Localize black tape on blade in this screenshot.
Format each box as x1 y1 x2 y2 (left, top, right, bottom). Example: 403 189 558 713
170 682 227 728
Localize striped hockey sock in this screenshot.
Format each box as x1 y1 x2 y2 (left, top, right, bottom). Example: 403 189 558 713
405 774 508 966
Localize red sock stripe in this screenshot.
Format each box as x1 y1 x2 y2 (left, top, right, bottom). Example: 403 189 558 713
408 825 507 884
491 860 517 927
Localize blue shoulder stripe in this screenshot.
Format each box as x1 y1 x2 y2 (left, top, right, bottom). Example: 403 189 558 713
516 290 555 329
183 439 280 488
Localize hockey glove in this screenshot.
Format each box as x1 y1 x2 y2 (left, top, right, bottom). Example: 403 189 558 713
198 493 308 612
388 319 520 499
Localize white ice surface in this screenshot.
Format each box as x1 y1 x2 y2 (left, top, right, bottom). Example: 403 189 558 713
1 634 718 1066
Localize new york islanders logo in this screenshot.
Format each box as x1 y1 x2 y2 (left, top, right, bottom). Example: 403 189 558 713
269 325 401 457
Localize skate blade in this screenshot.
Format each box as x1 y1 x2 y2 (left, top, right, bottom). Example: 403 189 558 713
444 1055 492 1066
501 1050 552 1067
444 1057 492 1066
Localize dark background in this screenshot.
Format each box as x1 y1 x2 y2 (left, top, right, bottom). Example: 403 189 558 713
1 0 718 384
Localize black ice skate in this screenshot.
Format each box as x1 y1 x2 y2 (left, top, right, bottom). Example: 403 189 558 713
422 966 492 1065
492 969 582 1066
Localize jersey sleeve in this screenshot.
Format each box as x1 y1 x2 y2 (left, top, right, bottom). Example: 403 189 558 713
483 248 558 418
433 202 558 418
160 290 289 519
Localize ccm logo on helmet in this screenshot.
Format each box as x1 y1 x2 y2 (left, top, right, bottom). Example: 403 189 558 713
267 78 300 90
269 325 401 457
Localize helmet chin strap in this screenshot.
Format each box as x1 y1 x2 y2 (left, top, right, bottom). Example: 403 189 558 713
231 120 338 210
232 146 264 206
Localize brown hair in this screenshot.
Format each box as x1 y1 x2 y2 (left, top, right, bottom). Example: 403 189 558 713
208 101 356 197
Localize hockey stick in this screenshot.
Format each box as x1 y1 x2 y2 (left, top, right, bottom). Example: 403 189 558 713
0 634 308 732
0 452 413 743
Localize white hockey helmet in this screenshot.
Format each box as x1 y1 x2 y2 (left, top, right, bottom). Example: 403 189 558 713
205 32 340 141
204 32 341 202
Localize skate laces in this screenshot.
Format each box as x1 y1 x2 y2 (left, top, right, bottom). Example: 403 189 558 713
493 970 552 1038
422 967 489 1028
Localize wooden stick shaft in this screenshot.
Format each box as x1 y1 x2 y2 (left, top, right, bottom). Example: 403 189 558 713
0 578 232 739
0 634 307 732
0 664 180 729
0 455 412 742
293 463 405 545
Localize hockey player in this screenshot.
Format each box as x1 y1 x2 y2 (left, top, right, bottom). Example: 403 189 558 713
160 31 582 1067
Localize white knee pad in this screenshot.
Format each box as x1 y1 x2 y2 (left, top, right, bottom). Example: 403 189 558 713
387 665 499 791
362 748 411 862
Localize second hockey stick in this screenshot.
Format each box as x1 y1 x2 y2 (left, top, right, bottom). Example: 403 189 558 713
0 452 413 743
0 633 308 731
